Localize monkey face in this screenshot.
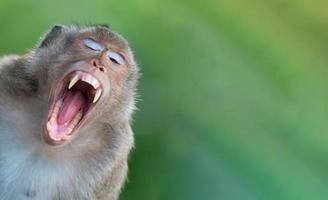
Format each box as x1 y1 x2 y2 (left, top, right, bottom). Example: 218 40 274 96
35 25 138 145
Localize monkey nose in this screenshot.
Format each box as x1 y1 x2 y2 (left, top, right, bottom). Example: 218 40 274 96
90 59 106 72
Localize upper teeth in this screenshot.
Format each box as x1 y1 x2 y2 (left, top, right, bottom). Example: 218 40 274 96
68 74 79 89
93 89 102 103
81 75 100 89
69 73 100 90
68 72 103 103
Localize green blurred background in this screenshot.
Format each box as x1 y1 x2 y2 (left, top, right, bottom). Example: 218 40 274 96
1 0 328 199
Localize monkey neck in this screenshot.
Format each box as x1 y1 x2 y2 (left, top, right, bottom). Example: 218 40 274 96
0 99 130 199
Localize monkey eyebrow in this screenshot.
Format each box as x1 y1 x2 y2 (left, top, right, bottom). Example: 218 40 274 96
83 38 105 51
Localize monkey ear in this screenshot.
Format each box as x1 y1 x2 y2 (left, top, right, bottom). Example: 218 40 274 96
96 24 111 29
38 25 64 48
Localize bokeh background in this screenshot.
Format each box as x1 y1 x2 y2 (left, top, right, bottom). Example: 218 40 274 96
1 0 328 199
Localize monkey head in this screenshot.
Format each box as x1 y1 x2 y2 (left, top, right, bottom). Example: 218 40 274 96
29 25 139 146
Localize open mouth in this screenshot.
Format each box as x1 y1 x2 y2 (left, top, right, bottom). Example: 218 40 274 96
45 71 103 145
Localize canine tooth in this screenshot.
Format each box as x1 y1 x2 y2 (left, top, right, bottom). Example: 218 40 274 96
46 122 52 132
93 89 102 103
68 74 79 89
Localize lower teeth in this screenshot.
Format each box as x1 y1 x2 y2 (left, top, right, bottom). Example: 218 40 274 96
47 99 83 141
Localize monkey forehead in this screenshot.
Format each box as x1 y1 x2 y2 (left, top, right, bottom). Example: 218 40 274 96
64 25 130 50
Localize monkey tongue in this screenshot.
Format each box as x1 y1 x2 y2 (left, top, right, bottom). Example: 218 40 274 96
57 91 86 125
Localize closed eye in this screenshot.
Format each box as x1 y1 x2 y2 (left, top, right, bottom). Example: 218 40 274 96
108 51 125 65
83 38 104 51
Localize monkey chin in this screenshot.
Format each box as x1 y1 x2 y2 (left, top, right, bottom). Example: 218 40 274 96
44 70 106 145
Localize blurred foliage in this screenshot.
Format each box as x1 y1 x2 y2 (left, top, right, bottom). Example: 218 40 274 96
1 0 328 199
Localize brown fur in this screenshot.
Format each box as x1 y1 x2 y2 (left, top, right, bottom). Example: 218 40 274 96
0 25 139 200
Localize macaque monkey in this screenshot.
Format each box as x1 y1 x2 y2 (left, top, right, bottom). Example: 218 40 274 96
0 24 139 200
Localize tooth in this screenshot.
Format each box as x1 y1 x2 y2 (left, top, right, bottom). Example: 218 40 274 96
50 117 56 125
68 74 79 89
54 101 61 113
66 128 73 135
71 115 81 126
53 136 61 141
90 79 99 89
76 111 82 120
82 75 91 83
69 124 76 130
47 122 52 132
63 134 71 140
93 89 102 103
82 74 99 89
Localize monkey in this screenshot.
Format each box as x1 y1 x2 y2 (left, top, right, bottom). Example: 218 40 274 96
0 24 139 200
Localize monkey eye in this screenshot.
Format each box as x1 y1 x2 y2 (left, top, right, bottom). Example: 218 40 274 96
83 38 104 51
108 51 124 65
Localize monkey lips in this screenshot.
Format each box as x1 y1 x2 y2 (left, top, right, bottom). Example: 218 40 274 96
45 71 103 145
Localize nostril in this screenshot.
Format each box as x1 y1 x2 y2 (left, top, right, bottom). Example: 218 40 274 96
91 59 105 72
99 67 105 72
92 60 97 67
